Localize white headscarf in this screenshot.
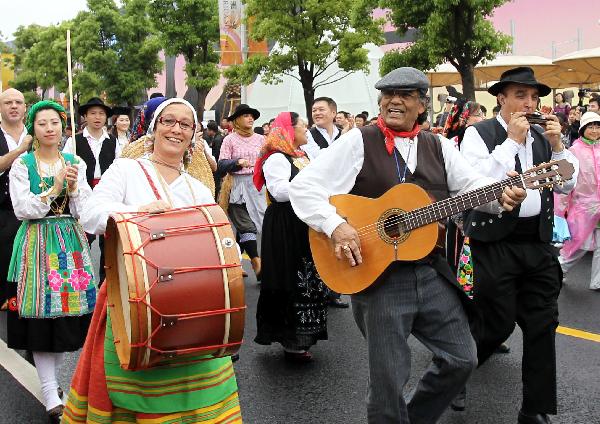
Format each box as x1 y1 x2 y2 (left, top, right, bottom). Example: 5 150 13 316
147 97 199 148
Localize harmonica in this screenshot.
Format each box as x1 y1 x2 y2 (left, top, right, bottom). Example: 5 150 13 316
525 112 549 125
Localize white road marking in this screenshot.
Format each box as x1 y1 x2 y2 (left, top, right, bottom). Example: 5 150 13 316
0 338 43 403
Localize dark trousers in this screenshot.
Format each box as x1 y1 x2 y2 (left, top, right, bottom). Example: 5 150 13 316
470 238 561 414
0 209 20 304
87 233 105 285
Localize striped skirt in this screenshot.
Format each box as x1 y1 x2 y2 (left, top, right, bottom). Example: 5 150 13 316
62 284 242 423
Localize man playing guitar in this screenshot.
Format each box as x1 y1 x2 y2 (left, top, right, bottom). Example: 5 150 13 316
288 67 527 423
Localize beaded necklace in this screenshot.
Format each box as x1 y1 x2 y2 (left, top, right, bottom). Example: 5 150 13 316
34 151 68 215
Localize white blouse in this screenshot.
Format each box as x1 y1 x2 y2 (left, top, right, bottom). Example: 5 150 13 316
81 157 215 235
263 153 294 202
9 155 92 220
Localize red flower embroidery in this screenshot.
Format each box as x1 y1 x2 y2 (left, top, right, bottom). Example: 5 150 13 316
48 270 63 292
68 269 92 291
8 297 18 312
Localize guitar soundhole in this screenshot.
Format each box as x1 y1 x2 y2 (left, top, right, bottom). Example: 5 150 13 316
383 214 402 238
377 208 410 245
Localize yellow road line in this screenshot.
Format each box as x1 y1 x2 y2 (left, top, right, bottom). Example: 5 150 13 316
557 326 600 343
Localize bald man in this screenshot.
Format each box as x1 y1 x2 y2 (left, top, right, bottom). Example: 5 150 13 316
0 88 32 307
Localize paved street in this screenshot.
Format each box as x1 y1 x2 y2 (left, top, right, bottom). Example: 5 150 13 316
1 248 599 424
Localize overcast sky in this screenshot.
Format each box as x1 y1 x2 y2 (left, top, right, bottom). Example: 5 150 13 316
1 0 88 40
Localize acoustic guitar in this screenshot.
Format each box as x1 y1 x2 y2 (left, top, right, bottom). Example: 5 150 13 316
309 159 575 294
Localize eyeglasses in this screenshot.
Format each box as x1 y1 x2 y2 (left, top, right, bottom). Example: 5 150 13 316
381 89 418 100
157 116 195 132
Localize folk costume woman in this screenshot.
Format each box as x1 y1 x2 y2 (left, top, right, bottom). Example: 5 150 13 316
63 98 242 423
556 112 600 291
218 104 267 279
110 106 132 153
6 100 96 423
253 112 328 362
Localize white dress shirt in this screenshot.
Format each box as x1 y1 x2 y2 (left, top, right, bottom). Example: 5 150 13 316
81 157 214 235
9 156 91 220
0 126 28 176
263 153 294 202
289 128 499 237
301 125 340 160
460 115 579 217
63 128 119 178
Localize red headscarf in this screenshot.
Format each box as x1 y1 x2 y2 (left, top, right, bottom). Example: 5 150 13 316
376 115 420 155
253 112 306 191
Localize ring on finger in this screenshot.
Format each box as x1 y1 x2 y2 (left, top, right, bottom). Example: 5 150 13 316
342 244 351 251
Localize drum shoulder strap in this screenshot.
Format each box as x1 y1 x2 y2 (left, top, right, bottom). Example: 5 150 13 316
136 160 163 201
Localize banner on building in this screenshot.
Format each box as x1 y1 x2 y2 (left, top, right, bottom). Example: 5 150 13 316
218 0 243 65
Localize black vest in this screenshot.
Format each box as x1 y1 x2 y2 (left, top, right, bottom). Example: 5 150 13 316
309 126 341 150
463 118 554 242
75 133 117 187
0 130 13 210
350 126 466 297
351 125 449 202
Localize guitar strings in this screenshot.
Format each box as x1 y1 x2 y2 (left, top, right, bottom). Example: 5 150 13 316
352 170 560 245
352 175 521 238
350 170 559 242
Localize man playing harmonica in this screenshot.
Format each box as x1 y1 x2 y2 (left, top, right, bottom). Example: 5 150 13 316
460 66 579 424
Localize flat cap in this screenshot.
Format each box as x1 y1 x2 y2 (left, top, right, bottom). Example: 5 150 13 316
375 67 429 93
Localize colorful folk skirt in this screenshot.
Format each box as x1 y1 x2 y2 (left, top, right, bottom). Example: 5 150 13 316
7 216 97 318
63 284 242 424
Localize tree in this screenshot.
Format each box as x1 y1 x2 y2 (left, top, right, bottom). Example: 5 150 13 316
379 0 512 100
224 0 384 122
72 0 162 106
11 23 68 99
148 0 221 119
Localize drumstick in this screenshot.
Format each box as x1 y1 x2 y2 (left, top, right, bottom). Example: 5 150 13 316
66 30 76 156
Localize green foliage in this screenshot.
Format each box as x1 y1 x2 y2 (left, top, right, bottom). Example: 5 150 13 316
23 91 41 106
72 0 163 106
223 0 385 120
148 0 221 117
381 0 512 99
11 23 68 97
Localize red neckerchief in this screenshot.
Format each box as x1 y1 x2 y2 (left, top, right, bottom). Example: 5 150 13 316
376 115 420 155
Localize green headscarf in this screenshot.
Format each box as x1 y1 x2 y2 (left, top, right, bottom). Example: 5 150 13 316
25 100 68 135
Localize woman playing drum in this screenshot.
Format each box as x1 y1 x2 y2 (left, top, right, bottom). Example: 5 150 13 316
63 98 242 423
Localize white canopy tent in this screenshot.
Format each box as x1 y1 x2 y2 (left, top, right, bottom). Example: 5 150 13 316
247 43 384 123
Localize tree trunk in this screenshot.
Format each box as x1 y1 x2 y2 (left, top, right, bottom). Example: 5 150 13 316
458 62 476 100
196 88 208 121
302 82 315 126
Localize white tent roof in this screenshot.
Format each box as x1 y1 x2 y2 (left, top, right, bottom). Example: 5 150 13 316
247 43 384 123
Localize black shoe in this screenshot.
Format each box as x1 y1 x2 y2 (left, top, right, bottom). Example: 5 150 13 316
450 387 466 411
518 410 552 424
47 405 64 424
494 342 511 354
57 387 63 399
231 353 240 363
328 298 349 308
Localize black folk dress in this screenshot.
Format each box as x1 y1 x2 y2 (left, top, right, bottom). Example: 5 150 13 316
254 154 328 351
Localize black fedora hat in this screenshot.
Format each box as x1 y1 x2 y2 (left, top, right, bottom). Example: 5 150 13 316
227 104 260 121
488 66 551 97
79 97 113 118
112 106 131 116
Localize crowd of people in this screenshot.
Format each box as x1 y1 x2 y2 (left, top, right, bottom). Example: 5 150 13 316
0 62 597 424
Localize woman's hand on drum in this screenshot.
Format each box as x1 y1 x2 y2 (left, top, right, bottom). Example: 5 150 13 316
138 200 171 213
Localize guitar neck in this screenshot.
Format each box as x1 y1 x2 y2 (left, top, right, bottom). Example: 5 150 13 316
402 175 523 232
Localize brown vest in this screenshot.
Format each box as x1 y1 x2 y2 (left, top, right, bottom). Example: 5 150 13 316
351 125 449 202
